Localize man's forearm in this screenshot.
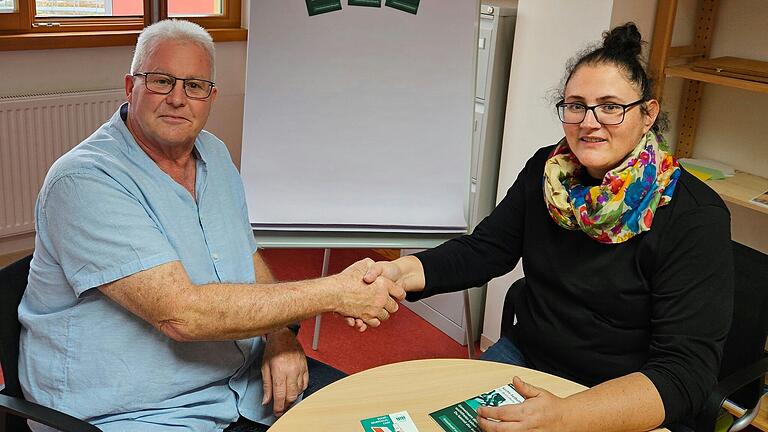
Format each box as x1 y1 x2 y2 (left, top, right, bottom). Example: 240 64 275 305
253 251 301 335
253 251 277 284
102 258 397 342
101 261 342 341
165 277 340 341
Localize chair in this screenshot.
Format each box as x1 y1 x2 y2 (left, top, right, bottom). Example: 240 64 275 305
499 241 768 432
696 241 768 432
499 277 525 341
0 255 101 432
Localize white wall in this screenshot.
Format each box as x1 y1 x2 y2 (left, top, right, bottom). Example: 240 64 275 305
479 0 616 348
0 42 246 162
0 41 247 256
485 0 517 7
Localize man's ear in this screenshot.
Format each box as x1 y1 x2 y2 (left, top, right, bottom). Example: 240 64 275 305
209 86 218 104
125 74 135 102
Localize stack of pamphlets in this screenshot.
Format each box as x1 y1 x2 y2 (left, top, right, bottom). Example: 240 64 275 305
361 411 420 432
429 383 525 432
679 158 734 181
359 383 525 432
752 190 768 208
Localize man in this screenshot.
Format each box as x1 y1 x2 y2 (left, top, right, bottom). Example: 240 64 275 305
19 19 403 432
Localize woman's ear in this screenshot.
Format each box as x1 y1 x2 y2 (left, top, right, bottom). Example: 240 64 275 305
643 99 660 133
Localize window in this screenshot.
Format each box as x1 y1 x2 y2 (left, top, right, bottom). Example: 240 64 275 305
0 0 243 50
35 0 143 17
168 0 222 17
0 0 16 13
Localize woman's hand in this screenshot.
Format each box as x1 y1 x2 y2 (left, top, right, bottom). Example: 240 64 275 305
344 256 424 331
477 376 567 432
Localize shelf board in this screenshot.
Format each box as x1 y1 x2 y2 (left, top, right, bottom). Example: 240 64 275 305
666 64 768 94
723 393 768 431
705 171 768 215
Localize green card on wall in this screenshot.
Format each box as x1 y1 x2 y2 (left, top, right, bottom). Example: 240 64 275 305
305 0 342 16
349 0 381 7
385 0 420 15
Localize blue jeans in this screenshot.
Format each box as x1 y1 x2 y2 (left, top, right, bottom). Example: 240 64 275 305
480 337 694 432
225 357 346 432
479 335 527 367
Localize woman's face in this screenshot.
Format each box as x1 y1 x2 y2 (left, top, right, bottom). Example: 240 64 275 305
562 63 659 179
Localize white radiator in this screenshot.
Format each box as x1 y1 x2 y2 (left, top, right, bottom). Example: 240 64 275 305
0 89 125 239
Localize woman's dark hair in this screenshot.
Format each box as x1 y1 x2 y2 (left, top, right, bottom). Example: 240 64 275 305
559 22 668 132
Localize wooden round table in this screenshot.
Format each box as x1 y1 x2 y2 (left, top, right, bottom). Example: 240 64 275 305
269 358 670 431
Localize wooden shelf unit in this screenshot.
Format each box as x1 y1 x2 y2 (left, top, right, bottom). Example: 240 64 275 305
758 399 768 432
705 171 768 216
724 393 768 431
648 0 768 215
665 63 768 94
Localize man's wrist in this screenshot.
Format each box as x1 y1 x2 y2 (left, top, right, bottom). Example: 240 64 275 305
321 274 344 313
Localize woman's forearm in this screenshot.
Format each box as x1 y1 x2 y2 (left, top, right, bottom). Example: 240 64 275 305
392 255 427 292
561 372 665 432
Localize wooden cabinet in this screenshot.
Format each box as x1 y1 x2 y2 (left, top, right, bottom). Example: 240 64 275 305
648 0 768 217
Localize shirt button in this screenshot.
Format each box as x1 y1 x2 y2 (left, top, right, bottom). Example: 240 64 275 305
212 253 220 261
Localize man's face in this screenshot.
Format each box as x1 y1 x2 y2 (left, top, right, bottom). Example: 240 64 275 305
125 40 217 152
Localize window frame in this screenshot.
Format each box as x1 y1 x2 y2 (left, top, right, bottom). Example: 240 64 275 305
0 0 31 30
0 0 244 51
161 0 240 30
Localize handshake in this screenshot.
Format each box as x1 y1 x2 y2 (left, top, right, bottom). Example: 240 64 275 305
331 257 423 332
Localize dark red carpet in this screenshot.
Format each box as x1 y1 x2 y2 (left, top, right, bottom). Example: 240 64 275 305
260 248 475 374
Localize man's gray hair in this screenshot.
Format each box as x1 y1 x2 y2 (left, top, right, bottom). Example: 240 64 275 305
130 19 216 79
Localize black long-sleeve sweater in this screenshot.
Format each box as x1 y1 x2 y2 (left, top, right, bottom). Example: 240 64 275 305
410 145 734 425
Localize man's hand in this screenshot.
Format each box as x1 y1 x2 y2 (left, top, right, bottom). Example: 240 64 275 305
476 376 566 431
333 258 405 329
345 259 412 331
261 328 308 418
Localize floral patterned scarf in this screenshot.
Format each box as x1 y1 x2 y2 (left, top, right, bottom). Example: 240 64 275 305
543 131 681 244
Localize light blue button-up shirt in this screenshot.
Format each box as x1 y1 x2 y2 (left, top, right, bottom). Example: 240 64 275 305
19 104 272 431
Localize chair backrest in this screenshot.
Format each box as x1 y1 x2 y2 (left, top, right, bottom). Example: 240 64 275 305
0 254 32 399
719 241 768 408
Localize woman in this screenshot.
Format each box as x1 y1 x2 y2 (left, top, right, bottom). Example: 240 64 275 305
362 23 733 432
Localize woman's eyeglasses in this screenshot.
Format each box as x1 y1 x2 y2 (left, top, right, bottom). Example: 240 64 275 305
556 99 645 125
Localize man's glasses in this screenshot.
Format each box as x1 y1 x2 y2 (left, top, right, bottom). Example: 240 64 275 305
556 99 645 125
133 72 215 100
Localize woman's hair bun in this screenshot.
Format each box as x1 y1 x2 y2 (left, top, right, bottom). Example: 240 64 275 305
602 22 642 58
559 21 667 132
